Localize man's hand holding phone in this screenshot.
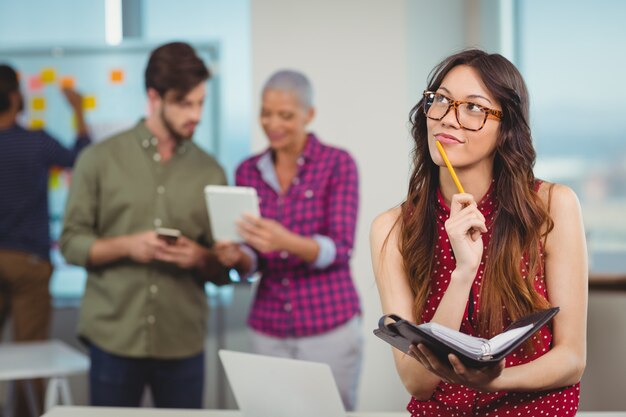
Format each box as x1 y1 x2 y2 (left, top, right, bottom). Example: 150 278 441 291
156 227 181 245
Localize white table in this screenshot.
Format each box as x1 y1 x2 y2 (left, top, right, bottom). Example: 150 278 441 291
41 406 626 417
0 340 89 417
42 407 407 417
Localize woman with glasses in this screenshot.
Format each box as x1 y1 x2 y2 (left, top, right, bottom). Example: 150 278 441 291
370 49 587 416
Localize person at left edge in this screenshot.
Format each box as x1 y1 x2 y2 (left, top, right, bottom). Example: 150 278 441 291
60 42 231 409
0 63 91 417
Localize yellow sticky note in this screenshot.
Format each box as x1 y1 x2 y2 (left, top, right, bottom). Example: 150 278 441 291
41 68 56 84
60 76 75 89
30 119 45 130
82 95 96 110
110 69 124 84
49 168 61 189
32 97 46 111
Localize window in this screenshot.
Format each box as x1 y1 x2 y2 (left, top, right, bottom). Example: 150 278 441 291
516 0 626 273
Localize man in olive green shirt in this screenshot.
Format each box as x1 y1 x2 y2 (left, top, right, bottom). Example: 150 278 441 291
60 42 235 409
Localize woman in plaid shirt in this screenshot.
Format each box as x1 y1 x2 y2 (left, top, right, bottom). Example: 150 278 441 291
215 70 363 410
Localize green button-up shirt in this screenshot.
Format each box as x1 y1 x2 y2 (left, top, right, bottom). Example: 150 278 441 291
61 120 229 359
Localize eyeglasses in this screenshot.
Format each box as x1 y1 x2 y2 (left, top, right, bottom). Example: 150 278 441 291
422 91 503 131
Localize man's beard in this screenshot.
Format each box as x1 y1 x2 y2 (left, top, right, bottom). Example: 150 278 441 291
160 106 193 142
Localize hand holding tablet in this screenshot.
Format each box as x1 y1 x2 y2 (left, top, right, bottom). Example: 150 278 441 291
204 185 260 242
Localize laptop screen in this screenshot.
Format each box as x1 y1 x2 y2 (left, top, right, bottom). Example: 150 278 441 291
219 350 346 417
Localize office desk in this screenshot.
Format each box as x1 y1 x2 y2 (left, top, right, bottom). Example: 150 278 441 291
0 340 89 416
41 406 626 417
42 407 406 417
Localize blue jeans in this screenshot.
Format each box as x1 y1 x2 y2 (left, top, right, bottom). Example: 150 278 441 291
89 343 204 408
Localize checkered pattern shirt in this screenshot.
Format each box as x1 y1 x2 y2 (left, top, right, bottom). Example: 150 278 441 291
236 134 361 337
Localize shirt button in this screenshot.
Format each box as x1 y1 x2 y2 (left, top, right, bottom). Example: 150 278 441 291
282 278 290 286
142 139 150 148
292 177 300 185
154 218 162 227
150 285 158 294
150 137 158 146
153 153 162 162
297 157 305 166
304 189 314 198
284 303 292 312
157 186 165 194
147 315 156 324
280 250 288 259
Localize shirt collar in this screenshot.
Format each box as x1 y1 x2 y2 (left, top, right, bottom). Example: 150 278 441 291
300 133 321 162
436 179 498 221
134 119 190 155
255 133 321 194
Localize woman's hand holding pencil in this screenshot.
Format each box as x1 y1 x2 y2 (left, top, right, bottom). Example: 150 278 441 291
435 140 487 273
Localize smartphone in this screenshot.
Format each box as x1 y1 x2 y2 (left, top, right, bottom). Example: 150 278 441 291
156 227 181 245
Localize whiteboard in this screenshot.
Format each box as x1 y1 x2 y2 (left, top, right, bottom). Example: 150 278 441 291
0 41 221 299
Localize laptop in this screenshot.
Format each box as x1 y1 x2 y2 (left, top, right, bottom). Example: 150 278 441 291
219 349 346 417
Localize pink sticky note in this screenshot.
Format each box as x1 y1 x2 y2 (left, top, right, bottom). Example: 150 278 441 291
28 75 44 92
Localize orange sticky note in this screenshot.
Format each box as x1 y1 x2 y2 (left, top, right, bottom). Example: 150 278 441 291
110 69 124 84
82 95 97 110
30 119 45 130
41 68 56 84
28 75 44 91
60 76 75 89
31 97 46 111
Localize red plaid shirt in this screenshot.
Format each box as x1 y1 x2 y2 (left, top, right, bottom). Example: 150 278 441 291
235 133 361 337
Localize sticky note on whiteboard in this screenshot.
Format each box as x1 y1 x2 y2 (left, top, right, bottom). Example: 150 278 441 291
82 95 97 110
60 76 75 89
41 68 56 83
110 69 124 84
30 118 45 129
28 75 44 91
31 97 46 111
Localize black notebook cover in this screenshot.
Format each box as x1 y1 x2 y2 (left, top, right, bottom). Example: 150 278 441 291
373 307 559 367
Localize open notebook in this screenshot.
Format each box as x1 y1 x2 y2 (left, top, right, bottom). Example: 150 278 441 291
219 350 346 417
374 307 559 367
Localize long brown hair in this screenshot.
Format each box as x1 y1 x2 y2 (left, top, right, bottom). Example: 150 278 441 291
401 49 552 338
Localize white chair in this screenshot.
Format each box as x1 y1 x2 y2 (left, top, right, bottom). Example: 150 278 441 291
0 340 89 417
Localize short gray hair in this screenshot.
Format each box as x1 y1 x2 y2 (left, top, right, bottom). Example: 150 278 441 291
262 69 313 109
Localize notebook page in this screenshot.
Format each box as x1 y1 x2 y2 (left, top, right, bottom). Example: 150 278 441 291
486 323 534 354
426 322 489 356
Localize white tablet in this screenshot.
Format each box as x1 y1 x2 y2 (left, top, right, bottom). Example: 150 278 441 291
204 185 260 242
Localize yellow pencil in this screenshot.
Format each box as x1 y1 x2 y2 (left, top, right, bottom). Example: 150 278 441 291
435 140 465 194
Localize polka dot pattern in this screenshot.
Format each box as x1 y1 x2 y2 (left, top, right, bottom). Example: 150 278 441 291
407 182 580 416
